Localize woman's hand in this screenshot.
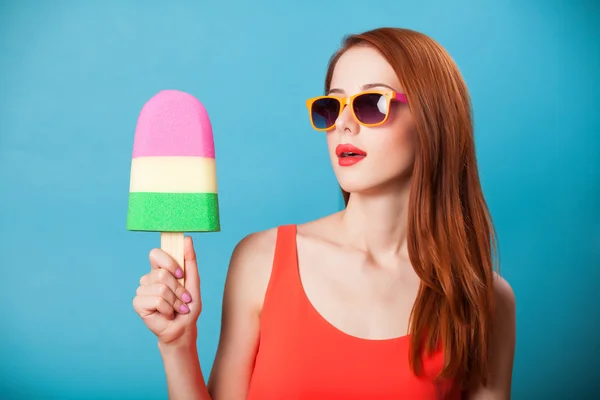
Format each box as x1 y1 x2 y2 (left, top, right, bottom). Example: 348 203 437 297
133 236 202 346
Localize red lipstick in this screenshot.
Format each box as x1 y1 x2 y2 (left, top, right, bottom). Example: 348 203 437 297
336 144 367 167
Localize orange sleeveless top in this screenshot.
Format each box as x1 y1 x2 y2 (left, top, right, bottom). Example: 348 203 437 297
246 225 462 399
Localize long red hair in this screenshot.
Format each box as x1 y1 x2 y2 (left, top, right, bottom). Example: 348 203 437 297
324 27 498 390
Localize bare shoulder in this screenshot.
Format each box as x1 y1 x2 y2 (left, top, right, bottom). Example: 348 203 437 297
230 227 278 269
460 275 517 398
490 272 516 345
207 227 279 397
224 227 279 313
492 272 516 316
224 214 341 312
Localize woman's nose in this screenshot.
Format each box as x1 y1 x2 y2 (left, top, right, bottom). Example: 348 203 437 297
334 105 359 135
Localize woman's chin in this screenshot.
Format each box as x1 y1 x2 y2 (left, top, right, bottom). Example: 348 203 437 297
339 176 412 199
338 180 381 196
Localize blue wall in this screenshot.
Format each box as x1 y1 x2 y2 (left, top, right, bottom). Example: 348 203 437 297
1 1 598 398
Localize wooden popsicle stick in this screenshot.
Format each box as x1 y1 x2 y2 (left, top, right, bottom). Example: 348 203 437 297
161 232 185 286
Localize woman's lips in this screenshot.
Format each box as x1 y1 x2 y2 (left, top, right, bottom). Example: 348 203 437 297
336 143 366 166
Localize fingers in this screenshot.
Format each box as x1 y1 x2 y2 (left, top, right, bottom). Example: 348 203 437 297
183 236 201 300
149 248 184 280
133 294 175 320
136 284 190 315
140 237 201 319
139 268 193 312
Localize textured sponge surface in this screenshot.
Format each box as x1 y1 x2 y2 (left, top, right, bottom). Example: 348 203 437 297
129 156 217 193
127 90 220 232
132 89 215 158
127 192 219 232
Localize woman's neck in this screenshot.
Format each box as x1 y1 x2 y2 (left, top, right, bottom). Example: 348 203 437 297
339 182 411 261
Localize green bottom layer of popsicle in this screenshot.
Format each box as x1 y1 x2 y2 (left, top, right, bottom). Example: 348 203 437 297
127 192 220 232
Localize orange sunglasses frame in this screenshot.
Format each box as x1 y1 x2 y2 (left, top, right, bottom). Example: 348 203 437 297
305 90 408 131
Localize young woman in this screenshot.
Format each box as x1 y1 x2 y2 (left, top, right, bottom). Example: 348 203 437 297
133 27 516 399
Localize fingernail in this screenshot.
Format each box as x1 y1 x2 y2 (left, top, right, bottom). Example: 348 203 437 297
182 293 192 303
180 304 189 313
175 268 183 279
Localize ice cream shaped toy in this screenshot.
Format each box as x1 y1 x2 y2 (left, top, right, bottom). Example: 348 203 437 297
127 89 220 284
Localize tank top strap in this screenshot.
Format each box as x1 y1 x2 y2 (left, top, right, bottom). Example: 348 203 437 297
260 224 300 323
271 224 298 280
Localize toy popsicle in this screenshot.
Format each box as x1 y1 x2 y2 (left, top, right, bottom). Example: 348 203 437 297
126 89 220 285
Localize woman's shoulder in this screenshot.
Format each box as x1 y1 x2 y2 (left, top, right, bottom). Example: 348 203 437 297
218 227 279 316
231 226 279 262
222 214 342 310
226 226 279 286
231 212 341 257
224 216 335 282
491 272 516 345
492 272 516 311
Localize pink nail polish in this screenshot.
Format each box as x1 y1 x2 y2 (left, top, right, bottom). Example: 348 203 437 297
175 268 183 279
180 304 189 313
182 293 192 303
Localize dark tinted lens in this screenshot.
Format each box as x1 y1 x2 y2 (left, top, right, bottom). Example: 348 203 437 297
353 93 387 124
311 98 340 129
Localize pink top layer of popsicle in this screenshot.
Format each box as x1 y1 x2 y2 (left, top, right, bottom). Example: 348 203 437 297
132 90 215 158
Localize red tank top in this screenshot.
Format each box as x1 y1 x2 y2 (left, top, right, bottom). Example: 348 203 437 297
246 224 462 399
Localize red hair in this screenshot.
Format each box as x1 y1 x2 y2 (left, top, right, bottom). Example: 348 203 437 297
324 27 498 390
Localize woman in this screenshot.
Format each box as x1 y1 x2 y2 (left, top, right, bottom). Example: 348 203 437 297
133 27 516 399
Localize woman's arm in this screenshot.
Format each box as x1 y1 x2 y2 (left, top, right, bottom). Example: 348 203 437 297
159 337 211 400
157 229 276 400
207 229 277 399
466 274 517 399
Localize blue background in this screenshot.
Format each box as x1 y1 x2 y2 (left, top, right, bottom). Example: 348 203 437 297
1 1 598 398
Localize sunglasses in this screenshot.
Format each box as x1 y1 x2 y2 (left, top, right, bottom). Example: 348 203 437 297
305 90 408 131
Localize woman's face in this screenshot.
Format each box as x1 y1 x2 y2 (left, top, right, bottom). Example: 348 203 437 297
325 45 416 197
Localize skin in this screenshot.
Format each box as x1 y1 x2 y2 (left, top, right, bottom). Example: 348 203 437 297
132 45 517 399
